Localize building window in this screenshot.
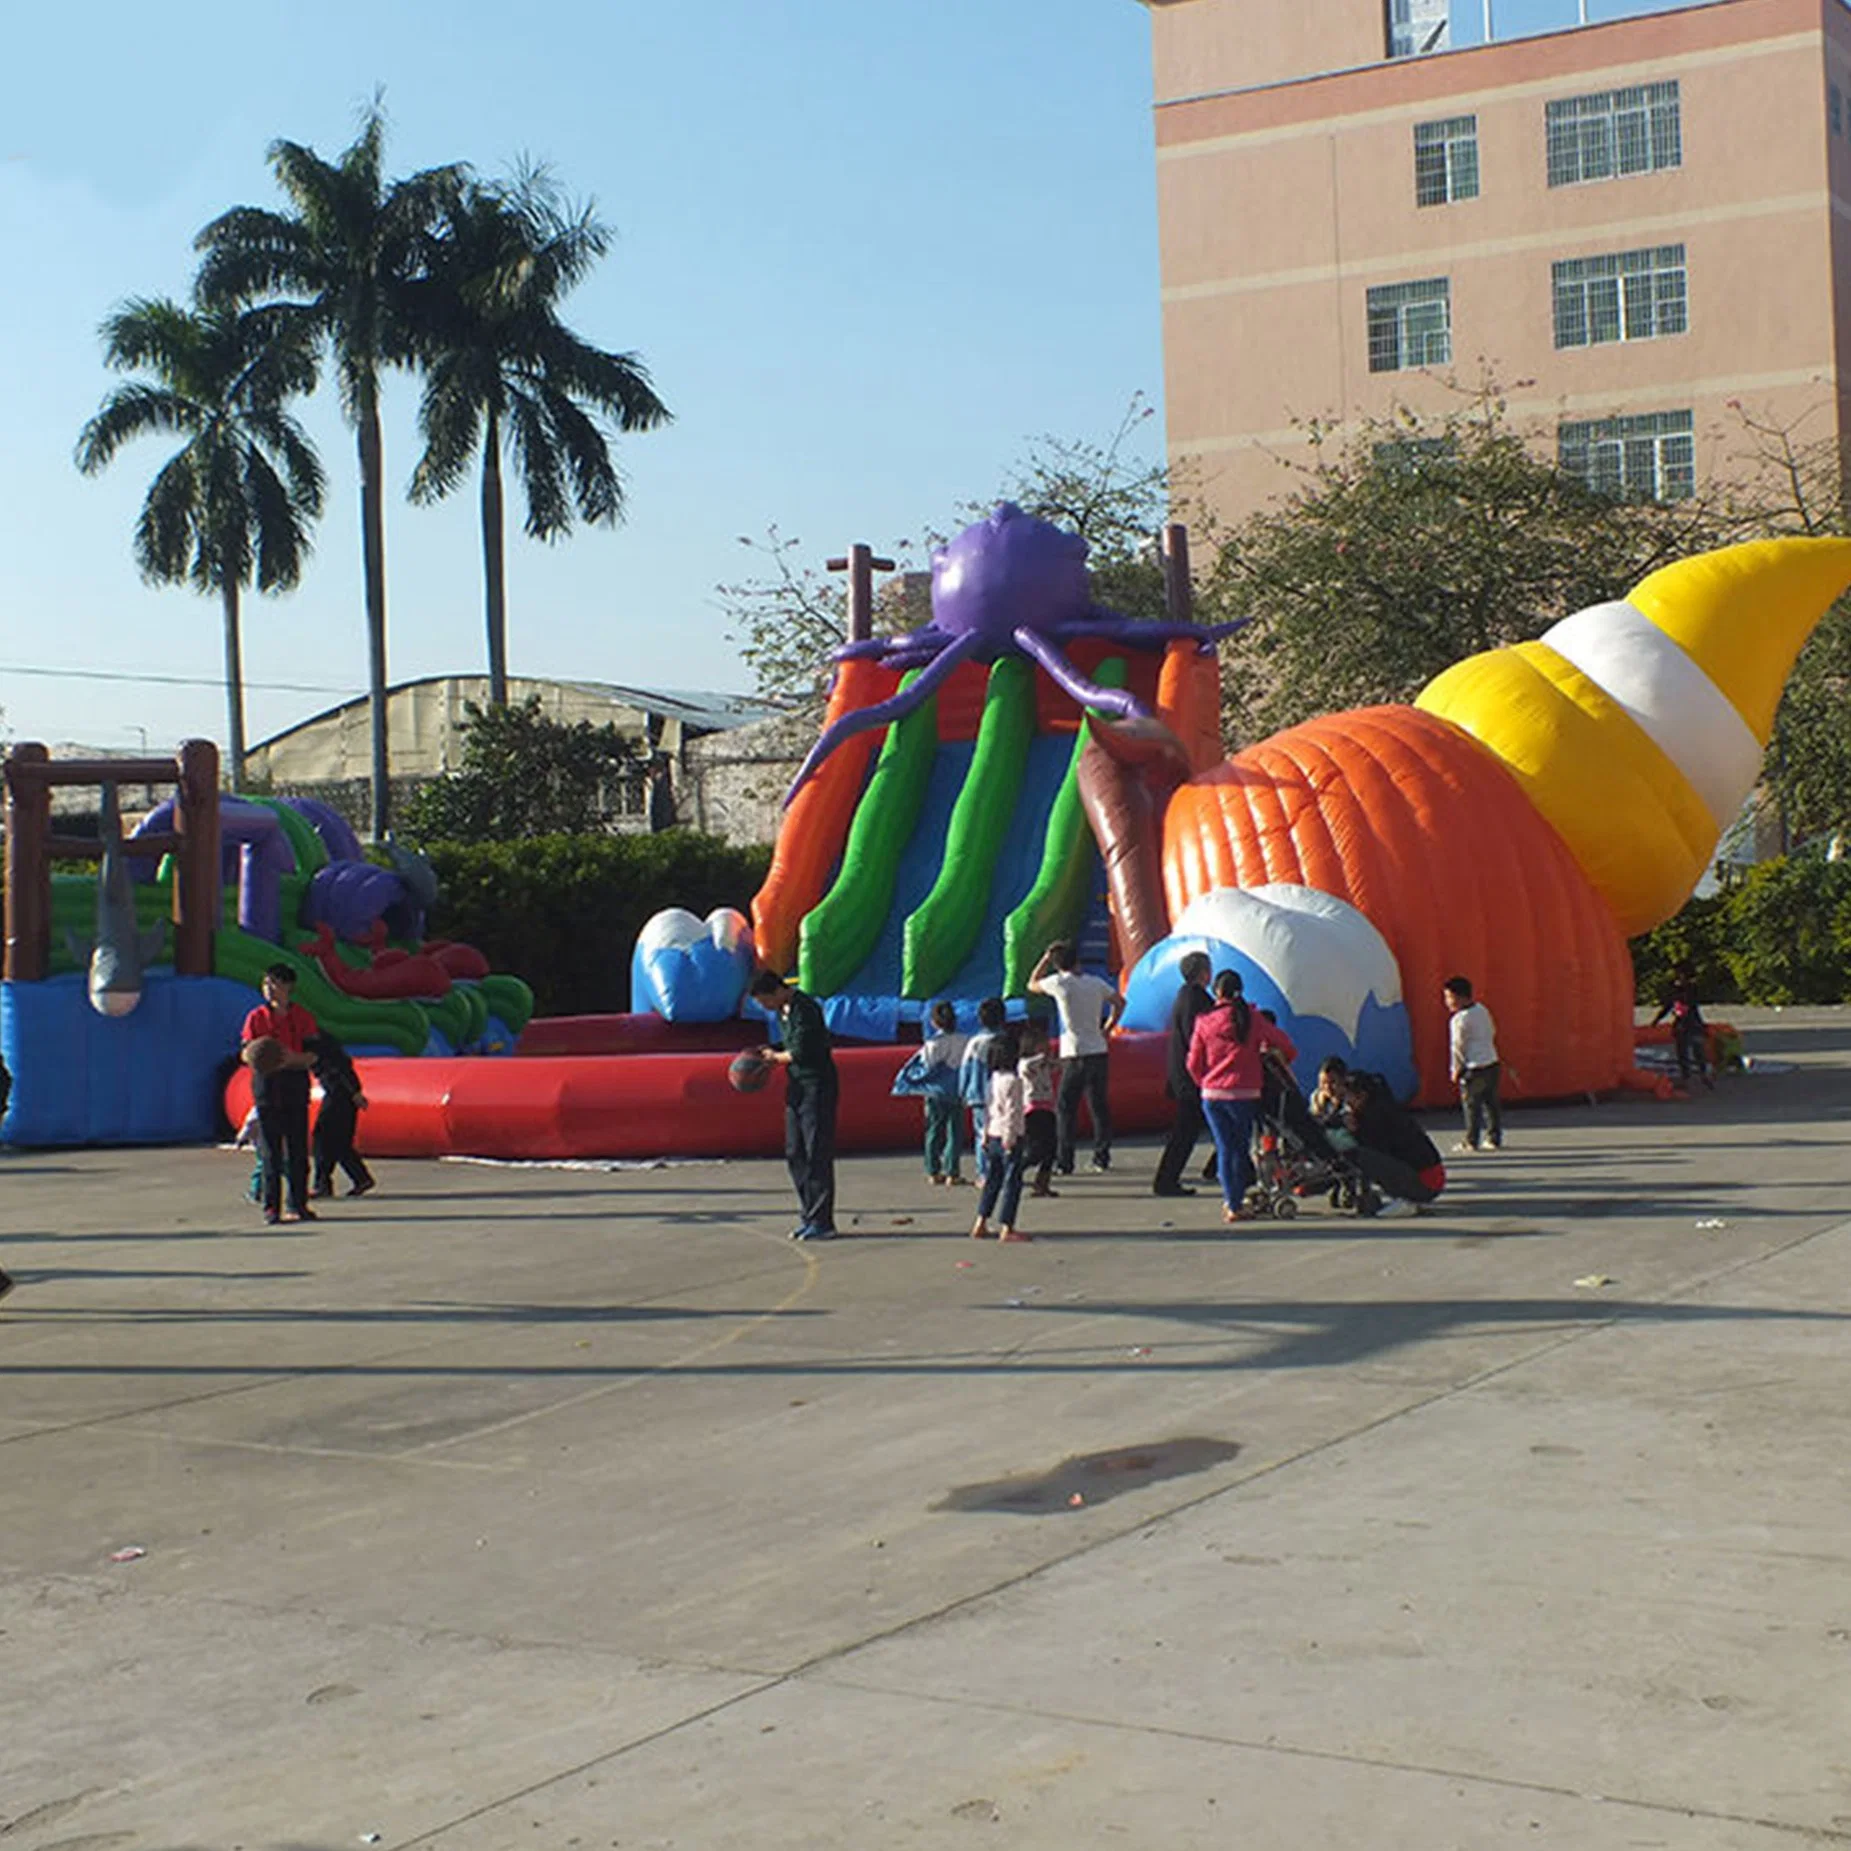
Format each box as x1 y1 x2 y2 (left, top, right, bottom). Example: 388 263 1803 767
1559 411 1695 501
1388 0 1450 59
1833 82 1844 137
1414 116 1480 206
1373 437 1459 472
1545 81 1681 186
1552 245 1688 348
1367 277 1452 373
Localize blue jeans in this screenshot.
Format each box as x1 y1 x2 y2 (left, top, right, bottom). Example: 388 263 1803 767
1203 1098 1258 1213
976 1138 1027 1227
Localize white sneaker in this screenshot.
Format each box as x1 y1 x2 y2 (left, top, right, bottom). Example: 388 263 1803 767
1377 1197 1418 1218
1450 1141 1479 1155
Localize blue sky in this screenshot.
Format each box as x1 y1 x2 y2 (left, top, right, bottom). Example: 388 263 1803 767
0 0 1692 753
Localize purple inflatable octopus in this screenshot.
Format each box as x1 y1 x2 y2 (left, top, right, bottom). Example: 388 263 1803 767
785 503 1239 801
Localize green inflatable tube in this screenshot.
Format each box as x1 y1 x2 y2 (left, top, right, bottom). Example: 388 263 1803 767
799 671 938 998
478 973 535 1036
902 658 1035 1000
243 795 329 877
214 925 430 1056
1001 657 1128 998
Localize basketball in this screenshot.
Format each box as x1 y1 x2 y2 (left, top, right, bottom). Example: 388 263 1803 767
243 1036 286 1076
728 1049 773 1094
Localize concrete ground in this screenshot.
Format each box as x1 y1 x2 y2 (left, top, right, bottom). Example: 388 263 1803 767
2 1008 1849 1851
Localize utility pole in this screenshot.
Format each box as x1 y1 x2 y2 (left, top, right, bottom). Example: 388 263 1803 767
826 543 896 643
1483 0 1495 42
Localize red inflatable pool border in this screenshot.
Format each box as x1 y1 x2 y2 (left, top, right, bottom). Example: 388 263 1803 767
225 1032 1176 1162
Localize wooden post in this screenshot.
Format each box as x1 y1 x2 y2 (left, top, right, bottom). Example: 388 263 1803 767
826 543 897 643
173 739 221 978
1161 522 1193 626
4 744 52 982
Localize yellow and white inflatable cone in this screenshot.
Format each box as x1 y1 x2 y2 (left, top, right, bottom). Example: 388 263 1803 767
1417 537 1851 936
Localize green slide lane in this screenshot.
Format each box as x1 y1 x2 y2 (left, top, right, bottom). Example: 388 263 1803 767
244 796 329 876
799 672 938 998
478 972 535 1035
902 657 1035 1000
214 925 431 1054
1001 656 1127 997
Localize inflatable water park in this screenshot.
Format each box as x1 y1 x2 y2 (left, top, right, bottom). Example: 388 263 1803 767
4 506 1848 1161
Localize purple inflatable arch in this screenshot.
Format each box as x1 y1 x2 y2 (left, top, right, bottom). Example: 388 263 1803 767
130 796 296 943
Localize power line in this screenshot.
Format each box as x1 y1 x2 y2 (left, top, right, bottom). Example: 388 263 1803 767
0 662 352 695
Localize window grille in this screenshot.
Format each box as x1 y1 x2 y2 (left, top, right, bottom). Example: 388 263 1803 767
1546 82 1681 186
1552 245 1687 348
1366 277 1452 373
1559 410 1695 501
1414 115 1480 206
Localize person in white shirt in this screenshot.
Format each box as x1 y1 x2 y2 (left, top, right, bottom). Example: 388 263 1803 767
970 1031 1031 1242
1029 940 1125 1174
1444 975 1503 1152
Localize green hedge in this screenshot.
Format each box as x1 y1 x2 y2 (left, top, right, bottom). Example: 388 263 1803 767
1631 855 1851 1007
420 831 772 1019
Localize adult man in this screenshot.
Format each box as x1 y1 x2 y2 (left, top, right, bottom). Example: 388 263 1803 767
750 970 839 1240
1152 950 1214 1197
1443 974 1503 1152
241 963 321 1225
1028 940 1124 1174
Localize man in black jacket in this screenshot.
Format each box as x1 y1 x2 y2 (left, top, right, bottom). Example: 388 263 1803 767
1344 1071 1447 1216
1152 952 1214 1197
751 971 839 1241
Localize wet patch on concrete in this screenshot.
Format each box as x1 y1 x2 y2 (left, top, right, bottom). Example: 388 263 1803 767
933 1436 1241 1516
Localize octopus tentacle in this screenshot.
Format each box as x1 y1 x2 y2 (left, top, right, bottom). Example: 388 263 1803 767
784 629 990 803
831 624 954 664
1012 627 1150 721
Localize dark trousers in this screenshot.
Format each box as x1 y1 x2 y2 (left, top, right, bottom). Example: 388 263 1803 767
923 1095 962 1177
1023 1107 1056 1193
1153 1086 1205 1192
786 1072 838 1232
255 1072 310 1216
1055 1053 1111 1171
1460 1063 1503 1148
975 1137 1027 1226
1352 1145 1443 1205
313 1097 374 1193
1673 1020 1708 1080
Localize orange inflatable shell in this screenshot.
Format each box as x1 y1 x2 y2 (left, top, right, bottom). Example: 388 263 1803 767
751 657 898 976
1161 706 1635 1107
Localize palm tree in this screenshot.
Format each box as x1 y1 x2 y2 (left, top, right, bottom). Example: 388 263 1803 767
194 105 465 839
406 170 670 706
75 297 324 783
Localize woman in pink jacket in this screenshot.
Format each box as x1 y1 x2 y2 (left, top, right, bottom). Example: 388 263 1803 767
1186 970 1298 1224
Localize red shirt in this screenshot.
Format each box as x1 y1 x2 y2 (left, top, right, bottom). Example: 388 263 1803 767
242 1001 318 1055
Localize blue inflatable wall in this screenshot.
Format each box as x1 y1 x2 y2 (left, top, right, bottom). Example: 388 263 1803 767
1 971 258 1145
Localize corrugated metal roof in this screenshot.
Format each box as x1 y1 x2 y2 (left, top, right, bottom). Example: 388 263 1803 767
247 676 780 754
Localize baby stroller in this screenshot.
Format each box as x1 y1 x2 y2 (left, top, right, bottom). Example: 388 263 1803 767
1246 1062 1378 1219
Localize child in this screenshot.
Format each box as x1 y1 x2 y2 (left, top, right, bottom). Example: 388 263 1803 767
958 996 1008 1180
1443 974 1503 1153
309 1033 375 1199
1309 1057 1357 1151
235 1103 267 1203
242 964 320 1225
1652 964 1713 1088
970 1029 1030 1242
1017 1017 1059 1198
898 1000 968 1185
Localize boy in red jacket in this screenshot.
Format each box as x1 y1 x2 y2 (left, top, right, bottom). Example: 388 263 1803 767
242 964 320 1225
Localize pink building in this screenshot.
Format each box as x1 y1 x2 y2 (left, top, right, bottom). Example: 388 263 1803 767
1138 0 1851 522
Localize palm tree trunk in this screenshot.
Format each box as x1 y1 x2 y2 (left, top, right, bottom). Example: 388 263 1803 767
220 576 247 788
358 376 391 840
481 403 508 706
